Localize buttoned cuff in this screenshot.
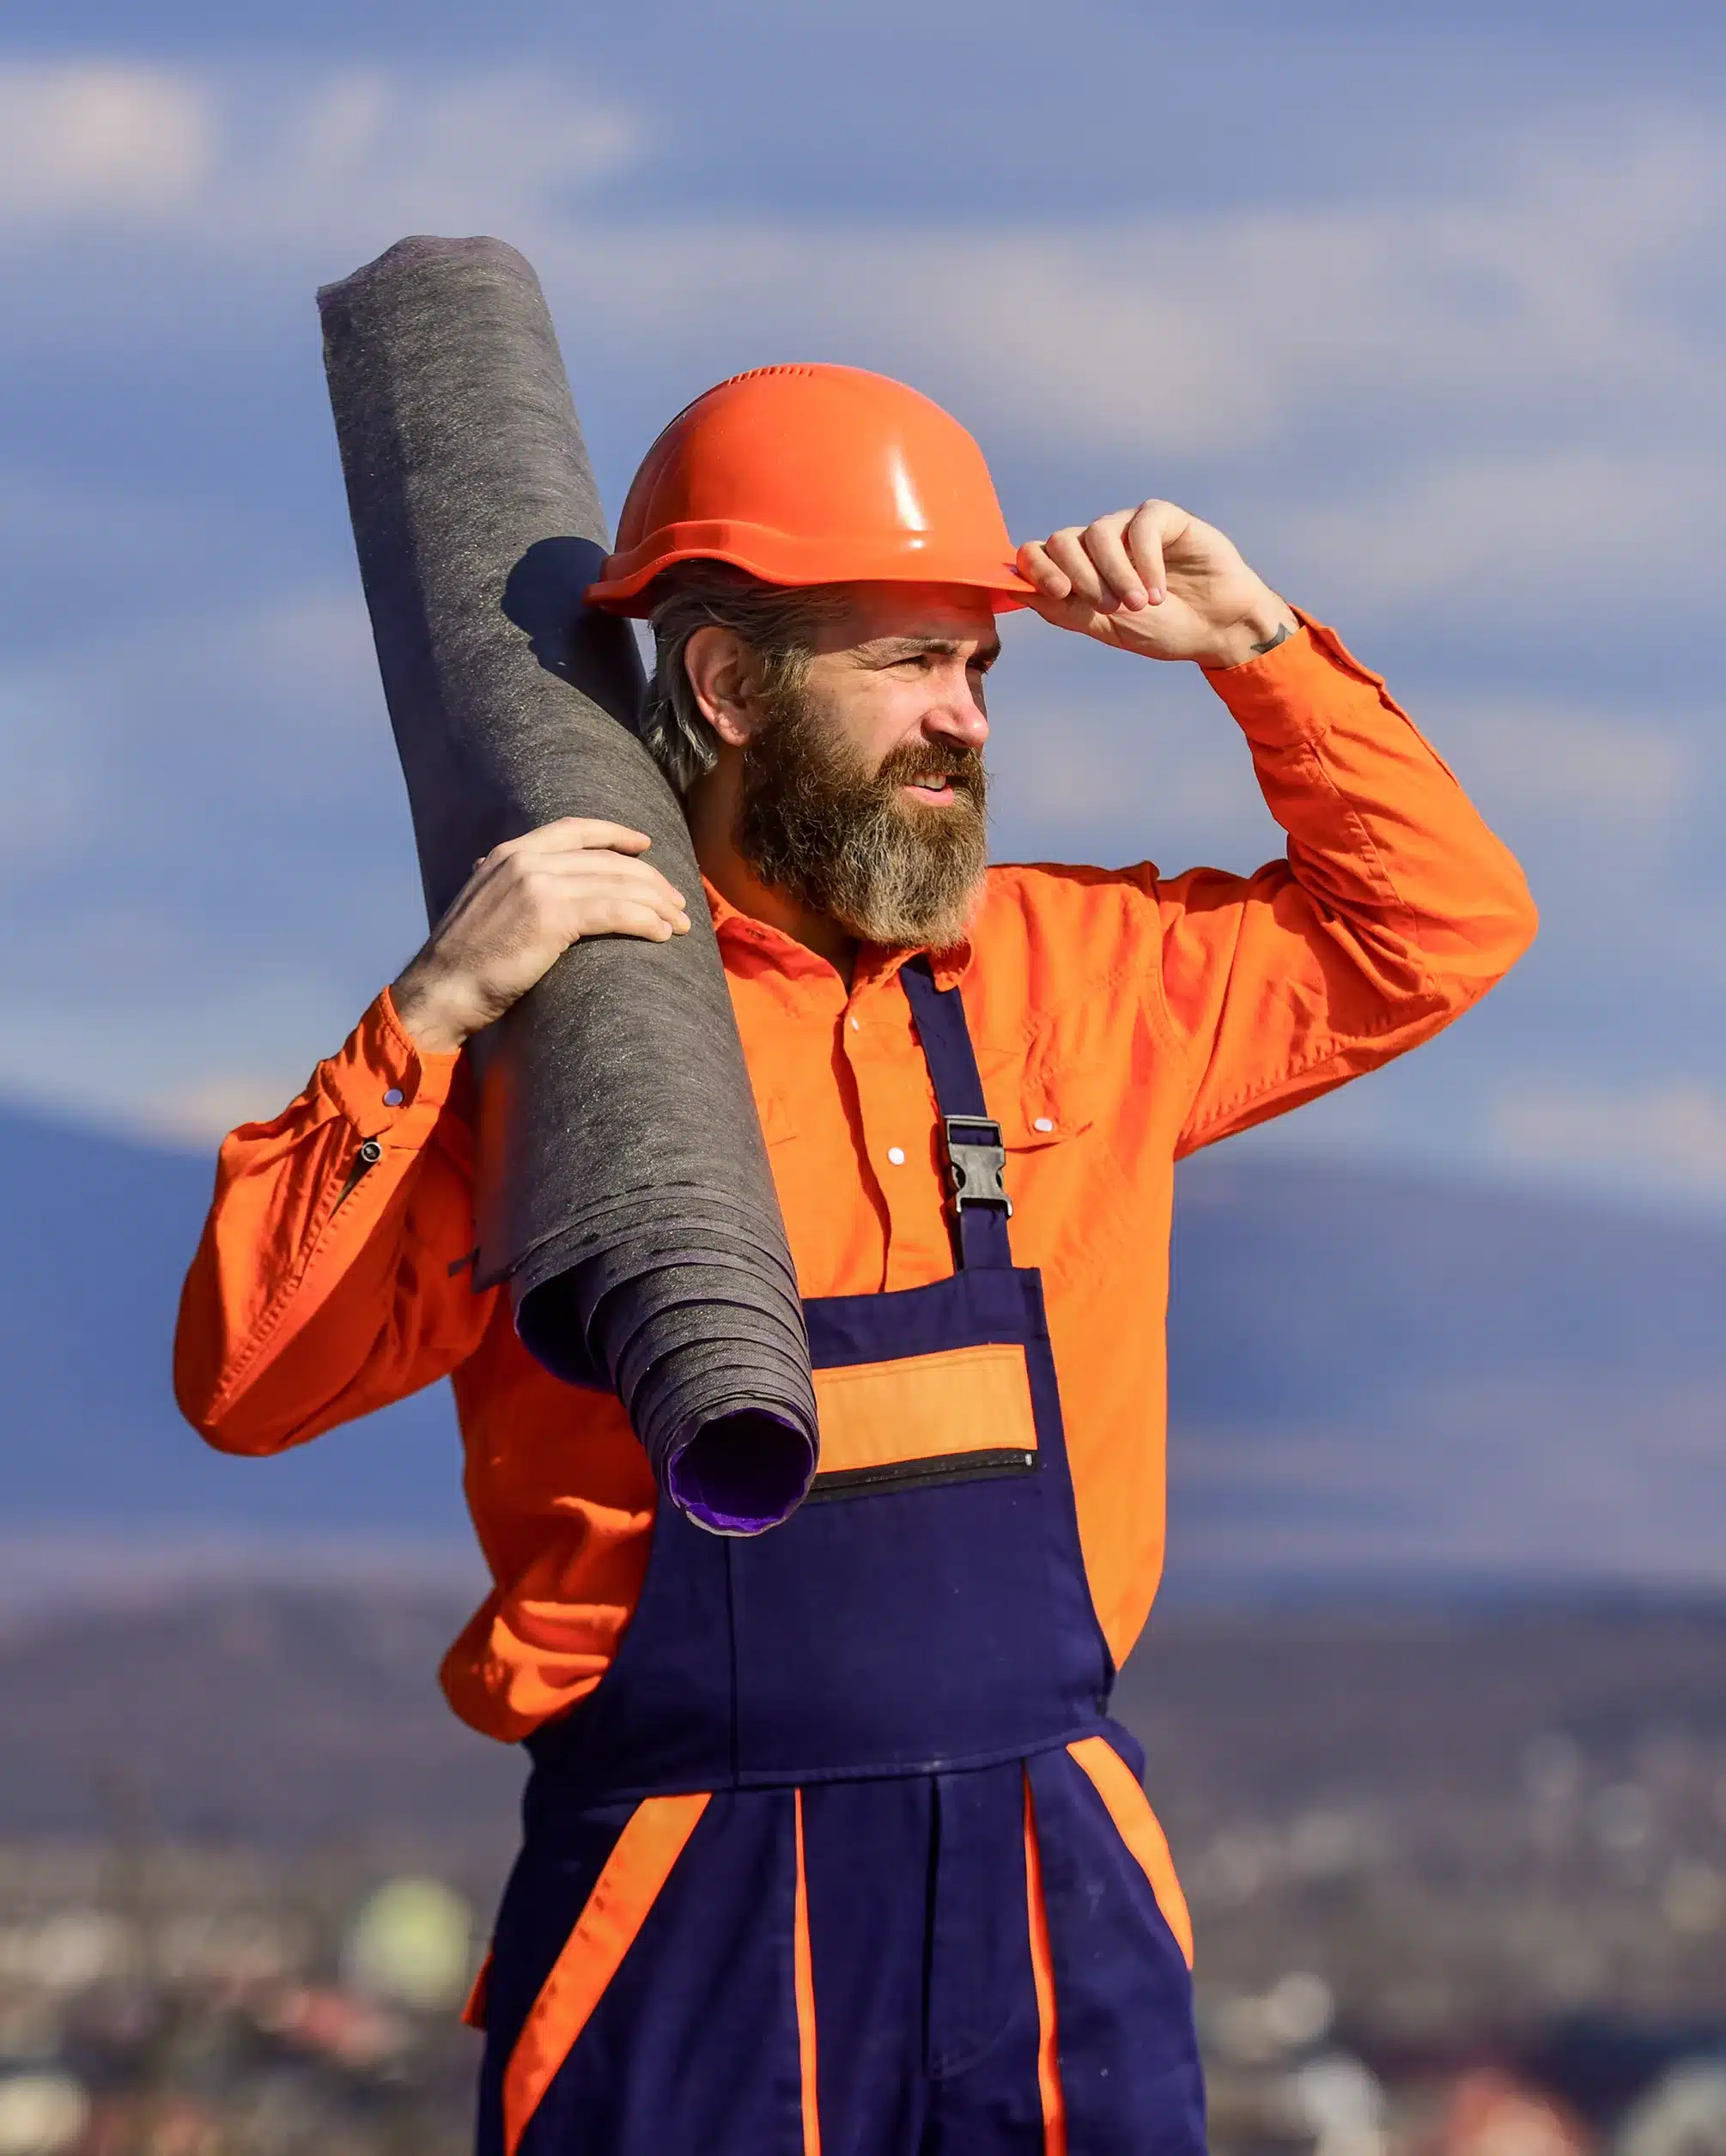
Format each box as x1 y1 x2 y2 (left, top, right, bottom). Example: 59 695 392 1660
1202 610 1393 749
315 987 463 1141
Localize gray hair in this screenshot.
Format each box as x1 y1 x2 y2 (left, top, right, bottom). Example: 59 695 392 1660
639 565 850 795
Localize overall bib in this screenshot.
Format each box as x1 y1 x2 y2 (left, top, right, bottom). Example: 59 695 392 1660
473 962 1206 2156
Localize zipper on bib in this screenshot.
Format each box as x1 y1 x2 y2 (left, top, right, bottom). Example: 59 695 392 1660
805 1448 1039 1503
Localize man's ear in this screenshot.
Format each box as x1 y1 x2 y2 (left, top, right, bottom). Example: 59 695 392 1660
684 625 761 749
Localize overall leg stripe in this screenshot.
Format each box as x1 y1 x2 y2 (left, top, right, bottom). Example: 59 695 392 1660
502 1792 710 2156
1066 1737 1194 1968
1023 1774 1068 2156
793 1790 822 2156
462 1949 493 2031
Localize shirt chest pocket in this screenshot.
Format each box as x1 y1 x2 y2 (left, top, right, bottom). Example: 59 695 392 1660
983 1047 1138 1286
998 1078 1092 1157
979 1038 1098 1172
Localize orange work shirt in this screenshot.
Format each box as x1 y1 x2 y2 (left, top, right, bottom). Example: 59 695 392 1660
175 621 1535 1742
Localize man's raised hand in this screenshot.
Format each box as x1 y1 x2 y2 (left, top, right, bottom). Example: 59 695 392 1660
391 818 692 1056
1016 501 1298 671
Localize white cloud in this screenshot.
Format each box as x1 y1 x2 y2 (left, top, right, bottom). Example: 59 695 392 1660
0 582 387 869
1487 1078 1726 1201
985 629 1286 868
1 63 1717 629
0 579 425 1140
0 671 100 867
133 1073 312 1147
1424 695 1695 835
0 950 402 1146
990 659 1704 883
0 63 214 222
525 115 1726 475
1265 446 1726 619
518 130 1725 470
210 72 639 256
0 60 637 252
1 64 1719 459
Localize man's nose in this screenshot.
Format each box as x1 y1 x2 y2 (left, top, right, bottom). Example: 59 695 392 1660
926 680 990 750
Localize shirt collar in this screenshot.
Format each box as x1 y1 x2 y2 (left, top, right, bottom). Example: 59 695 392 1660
702 877 973 994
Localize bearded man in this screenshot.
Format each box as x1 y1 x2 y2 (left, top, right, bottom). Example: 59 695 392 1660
176 365 1535 2156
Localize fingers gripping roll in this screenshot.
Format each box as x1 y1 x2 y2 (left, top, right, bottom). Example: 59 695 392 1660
318 235 817 1533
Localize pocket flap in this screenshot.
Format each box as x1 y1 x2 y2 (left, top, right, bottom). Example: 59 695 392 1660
755 1088 800 1145
978 1048 1099 1151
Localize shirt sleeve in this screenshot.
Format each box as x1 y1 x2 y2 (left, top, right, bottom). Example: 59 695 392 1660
1157 616 1538 1155
173 987 498 1454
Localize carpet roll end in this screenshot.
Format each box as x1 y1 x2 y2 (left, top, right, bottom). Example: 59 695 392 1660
665 1412 818 1537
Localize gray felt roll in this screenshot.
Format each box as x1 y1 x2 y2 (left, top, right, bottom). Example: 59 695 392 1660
318 234 817 1534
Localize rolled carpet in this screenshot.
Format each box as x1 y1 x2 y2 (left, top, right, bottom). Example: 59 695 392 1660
318 234 817 1533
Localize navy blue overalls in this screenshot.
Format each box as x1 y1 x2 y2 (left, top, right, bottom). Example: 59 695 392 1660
474 962 1206 2155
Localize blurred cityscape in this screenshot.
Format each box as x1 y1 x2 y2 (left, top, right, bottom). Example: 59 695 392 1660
0 1848 477 2155
1176 1711 1726 2156
0 1592 1722 2154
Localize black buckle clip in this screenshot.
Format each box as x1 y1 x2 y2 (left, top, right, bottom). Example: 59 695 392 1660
941 1114 1012 1218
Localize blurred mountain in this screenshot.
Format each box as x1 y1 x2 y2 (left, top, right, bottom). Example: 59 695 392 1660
1164 1155 1726 1594
0 1585 518 1851
0 1101 467 1536
2 1098 1722 1590
3 1580 1722 1852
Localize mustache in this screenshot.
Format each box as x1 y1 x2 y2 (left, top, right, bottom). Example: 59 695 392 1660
873 739 987 793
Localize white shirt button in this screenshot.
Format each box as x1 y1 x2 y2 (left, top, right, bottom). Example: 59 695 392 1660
848 1016 861 1031
384 1088 405 1108
886 1145 906 1165
1033 1116 1054 1133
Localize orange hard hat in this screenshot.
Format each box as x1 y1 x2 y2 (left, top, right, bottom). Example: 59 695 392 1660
586 363 1036 615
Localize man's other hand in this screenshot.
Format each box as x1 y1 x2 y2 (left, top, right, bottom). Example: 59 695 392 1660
391 818 692 1055
1017 501 1298 670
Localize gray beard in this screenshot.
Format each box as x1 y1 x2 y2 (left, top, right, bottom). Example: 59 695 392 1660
733 684 989 949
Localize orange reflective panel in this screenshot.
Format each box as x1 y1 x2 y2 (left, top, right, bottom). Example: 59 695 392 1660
461 1948 492 2031
502 1792 709 2156
811 1342 1036 1476
1023 1776 1068 2156
793 1790 822 2156
1067 1737 1194 1968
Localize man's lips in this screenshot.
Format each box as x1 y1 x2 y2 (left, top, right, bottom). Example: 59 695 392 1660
900 774 960 802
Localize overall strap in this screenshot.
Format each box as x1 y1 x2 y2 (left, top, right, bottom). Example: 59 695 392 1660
899 957 1014 1270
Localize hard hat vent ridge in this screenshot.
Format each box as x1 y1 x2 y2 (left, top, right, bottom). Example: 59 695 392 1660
720 363 831 386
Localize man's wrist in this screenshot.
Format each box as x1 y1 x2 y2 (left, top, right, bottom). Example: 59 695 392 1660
390 955 474 1059
1200 586 1300 671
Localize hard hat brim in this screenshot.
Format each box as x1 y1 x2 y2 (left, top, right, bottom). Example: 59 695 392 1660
586 520 1038 618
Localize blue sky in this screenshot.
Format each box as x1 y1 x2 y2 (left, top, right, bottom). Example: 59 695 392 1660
3 0 1724 1212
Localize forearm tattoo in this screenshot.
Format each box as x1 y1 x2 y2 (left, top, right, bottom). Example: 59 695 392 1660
1249 623 1295 657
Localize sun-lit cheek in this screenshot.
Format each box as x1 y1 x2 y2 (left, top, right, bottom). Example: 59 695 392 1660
858 686 930 772
805 672 885 766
